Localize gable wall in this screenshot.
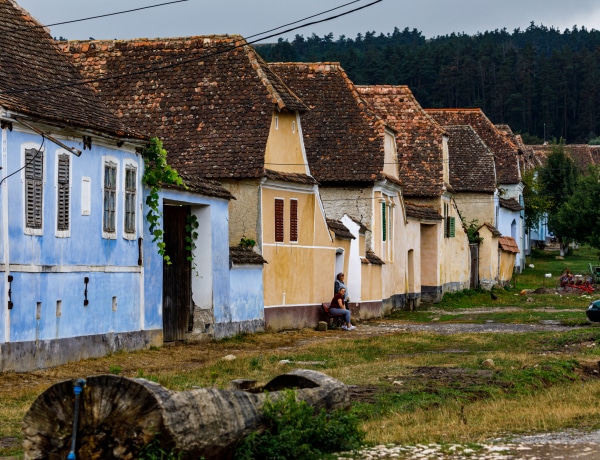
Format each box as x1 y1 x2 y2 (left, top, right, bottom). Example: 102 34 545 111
221 179 262 247
264 112 307 175
454 192 496 228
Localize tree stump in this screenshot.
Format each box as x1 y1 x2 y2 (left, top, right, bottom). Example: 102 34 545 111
22 369 349 460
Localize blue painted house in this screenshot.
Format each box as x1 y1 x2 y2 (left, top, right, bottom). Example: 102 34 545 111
0 0 159 371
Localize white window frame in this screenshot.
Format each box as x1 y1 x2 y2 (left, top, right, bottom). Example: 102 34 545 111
102 156 119 240
122 159 138 240
55 149 72 238
22 142 45 236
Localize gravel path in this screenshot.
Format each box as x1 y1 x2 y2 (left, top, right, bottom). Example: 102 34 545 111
359 319 579 335
338 317 600 459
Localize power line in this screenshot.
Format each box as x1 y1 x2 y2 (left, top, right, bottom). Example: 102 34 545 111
0 137 45 187
10 0 189 32
0 0 382 95
244 0 366 41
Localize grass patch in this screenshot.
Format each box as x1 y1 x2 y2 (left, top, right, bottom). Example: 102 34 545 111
5 246 600 456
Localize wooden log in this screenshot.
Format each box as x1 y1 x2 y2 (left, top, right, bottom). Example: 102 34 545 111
22 369 349 460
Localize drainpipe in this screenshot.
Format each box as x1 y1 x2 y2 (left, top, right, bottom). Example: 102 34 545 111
1 124 9 342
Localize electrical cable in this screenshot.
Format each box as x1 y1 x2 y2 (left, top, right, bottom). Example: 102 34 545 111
0 0 382 95
244 0 365 41
0 137 45 188
9 0 189 32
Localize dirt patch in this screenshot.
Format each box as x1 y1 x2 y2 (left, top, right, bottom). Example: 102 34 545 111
349 366 503 405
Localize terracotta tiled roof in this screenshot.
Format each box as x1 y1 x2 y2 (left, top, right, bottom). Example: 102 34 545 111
567 145 595 172
365 250 385 265
495 125 540 173
347 215 370 233
498 236 520 253
230 247 267 265
60 36 306 183
530 144 597 173
268 62 388 183
265 169 318 185
326 219 355 240
405 202 443 221
426 109 521 185
357 85 445 197
499 197 524 211
590 145 600 165
444 125 496 193
0 0 143 139
478 222 502 237
166 174 233 200
591 146 600 165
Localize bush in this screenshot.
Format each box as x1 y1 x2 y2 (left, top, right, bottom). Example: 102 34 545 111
235 390 365 460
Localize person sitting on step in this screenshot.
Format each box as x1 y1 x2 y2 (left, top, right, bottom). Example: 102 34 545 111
329 287 355 331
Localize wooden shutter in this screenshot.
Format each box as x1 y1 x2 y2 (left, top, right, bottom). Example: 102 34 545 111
275 198 284 243
124 167 136 234
289 199 298 242
103 163 117 233
449 217 456 237
381 201 387 242
444 203 449 238
25 148 43 229
57 153 70 231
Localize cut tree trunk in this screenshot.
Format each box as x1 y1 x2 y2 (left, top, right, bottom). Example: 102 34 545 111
22 369 349 460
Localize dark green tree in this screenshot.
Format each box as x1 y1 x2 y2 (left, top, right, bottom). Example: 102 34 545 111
554 166 600 249
539 141 579 255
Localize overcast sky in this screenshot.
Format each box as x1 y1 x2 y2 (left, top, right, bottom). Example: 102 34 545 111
16 0 600 43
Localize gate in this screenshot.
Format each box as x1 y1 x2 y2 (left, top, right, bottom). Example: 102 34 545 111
469 243 479 289
162 205 191 341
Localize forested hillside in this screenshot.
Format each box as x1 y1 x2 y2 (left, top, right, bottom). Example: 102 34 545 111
255 23 600 144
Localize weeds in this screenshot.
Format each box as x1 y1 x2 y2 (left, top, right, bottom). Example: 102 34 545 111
138 437 182 460
109 365 122 375
235 390 365 460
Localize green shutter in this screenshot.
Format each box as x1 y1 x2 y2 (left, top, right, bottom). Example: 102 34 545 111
449 217 456 237
382 201 387 241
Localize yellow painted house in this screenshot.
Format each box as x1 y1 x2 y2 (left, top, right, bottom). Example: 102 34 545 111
63 35 337 332
270 63 414 316
359 86 471 303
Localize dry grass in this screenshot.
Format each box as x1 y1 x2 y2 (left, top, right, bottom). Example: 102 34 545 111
2 322 600 456
364 379 600 445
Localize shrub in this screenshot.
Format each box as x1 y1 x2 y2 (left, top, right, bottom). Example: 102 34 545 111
235 390 365 460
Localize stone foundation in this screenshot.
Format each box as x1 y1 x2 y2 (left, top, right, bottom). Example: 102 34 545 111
0 330 162 373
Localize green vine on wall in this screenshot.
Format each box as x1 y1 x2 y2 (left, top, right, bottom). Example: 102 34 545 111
465 219 484 245
142 137 184 264
186 214 199 273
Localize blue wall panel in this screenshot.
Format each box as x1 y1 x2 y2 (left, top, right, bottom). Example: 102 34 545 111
228 267 265 323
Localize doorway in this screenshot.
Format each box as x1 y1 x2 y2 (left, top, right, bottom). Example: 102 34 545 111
162 205 191 341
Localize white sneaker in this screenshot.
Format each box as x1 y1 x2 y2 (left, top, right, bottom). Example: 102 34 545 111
348 325 356 330
341 325 349 331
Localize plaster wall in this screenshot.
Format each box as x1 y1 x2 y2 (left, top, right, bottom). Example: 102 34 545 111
0 127 168 370
321 187 374 250
478 227 499 289
498 183 525 271
220 179 261 246
499 251 517 283
440 203 471 294
454 192 496 227
261 186 335 308
341 216 364 303
264 112 307 175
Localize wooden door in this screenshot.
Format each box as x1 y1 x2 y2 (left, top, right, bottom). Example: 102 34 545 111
162 205 191 341
470 244 479 289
